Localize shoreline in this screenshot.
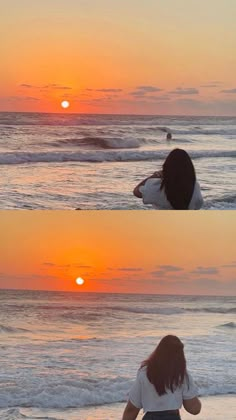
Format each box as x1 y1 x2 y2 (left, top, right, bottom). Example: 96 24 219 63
2 395 235 420
73 395 236 419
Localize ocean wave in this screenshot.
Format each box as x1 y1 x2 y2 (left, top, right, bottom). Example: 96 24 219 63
0 149 236 165
0 324 29 334
110 306 185 315
172 128 236 136
102 305 236 315
187 307 236 314
52 136 143 149
218 322 236 328
0 375 234 409
210 193 236 204
0 376 130 409
0 408 60 420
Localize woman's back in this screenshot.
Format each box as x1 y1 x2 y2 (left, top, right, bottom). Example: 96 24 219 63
139 178 203 210
129 367 198 413
122 335 201 420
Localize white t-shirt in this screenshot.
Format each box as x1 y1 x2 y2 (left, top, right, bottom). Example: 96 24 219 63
129 367 198 413
139 178 203 210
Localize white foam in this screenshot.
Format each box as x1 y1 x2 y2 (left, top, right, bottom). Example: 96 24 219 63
0 374 235 410
0 149 235 165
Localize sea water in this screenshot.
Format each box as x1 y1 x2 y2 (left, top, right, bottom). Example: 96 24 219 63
0 113 235 209
0 290 235 419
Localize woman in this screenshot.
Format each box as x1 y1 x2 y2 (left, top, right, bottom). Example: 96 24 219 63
122 335 201 420
133 149 203 210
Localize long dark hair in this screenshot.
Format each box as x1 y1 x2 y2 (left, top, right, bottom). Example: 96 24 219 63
141 335 186 396
160 149 196 209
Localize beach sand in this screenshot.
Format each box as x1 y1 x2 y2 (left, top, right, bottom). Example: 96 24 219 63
13 395 235 420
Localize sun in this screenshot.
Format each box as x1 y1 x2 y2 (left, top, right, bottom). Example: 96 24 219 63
61 100 70 109
76 277 85 286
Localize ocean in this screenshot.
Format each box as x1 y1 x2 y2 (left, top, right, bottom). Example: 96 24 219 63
0 112 235 209
0 290 235 420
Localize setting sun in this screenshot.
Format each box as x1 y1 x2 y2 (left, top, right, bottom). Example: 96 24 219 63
76 277 85 286
61 101 70 109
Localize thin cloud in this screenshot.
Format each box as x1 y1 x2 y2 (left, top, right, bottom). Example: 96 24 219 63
191 266 219 275
131 86 163 96
201 81 223 88
20 84 35 89
108 267 143 272
200 84 219 88
169 87 199 95
144 95 171 102
20 83 72 90
221 262 236 268
42 262 92 269
6 96 40 101
86 88 123 93
157 265 183 272
220 88 236 94
137 86 163 93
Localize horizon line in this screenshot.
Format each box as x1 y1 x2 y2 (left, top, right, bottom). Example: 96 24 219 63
0 287 234 298
0 110 236 118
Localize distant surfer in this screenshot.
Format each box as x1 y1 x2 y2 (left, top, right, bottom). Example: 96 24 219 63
166 132 172 140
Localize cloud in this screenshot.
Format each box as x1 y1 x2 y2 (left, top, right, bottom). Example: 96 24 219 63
73 264 93 269
220 88 236 94
20 83 72 90
201 84 219 88
0 273 59 285
150 265 184 277
201 81 223 88
169 87 199 95
191 278 222 288
86 88 123 93
42 262 92 269
158 265 183 272
191 266 219 275
131 86 163 97
43 84 72 90
20 84 35 89
135 95 171 102
6 96 40 101
221 262 236 268
136 86 163 93
108 267 143 272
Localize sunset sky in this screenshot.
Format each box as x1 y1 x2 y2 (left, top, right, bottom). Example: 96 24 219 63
0 211 235 295
1 0 236 115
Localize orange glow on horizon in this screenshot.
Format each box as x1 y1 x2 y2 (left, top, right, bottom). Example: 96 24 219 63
1 2 236 115
0 212 235 296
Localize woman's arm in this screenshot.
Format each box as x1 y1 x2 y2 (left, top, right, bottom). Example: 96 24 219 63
133 171 162 198
122 400 140 420
183 397 201 415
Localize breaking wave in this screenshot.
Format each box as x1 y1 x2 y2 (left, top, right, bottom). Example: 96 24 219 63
0 374 234 410
218 322 236 328
0 149 236 165
0 324 29 334
0 408 59 420
51 136 143 149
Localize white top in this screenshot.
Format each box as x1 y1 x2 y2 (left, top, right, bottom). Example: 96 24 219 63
139 178 203 210
129 367 198 413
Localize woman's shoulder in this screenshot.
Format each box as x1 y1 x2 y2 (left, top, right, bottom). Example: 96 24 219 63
137 365 147 378
140 177 162 192
139 178 169 208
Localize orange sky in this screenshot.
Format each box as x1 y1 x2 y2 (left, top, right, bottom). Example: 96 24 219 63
0 211 235 295
1 0 236 115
